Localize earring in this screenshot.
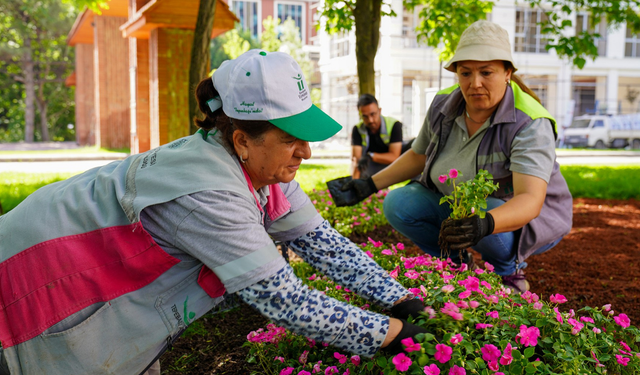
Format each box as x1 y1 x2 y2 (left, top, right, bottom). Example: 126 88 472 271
239 154 247 164
506 79 511 85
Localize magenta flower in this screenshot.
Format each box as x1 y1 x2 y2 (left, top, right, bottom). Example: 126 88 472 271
603 304 612 312
313 361 323 373
298 371 312 375
458 290 472 299
438 175 448 184
533 301 543 310
591 351 605 368
423 364 440 375
280 368 294 375
469 300 480 308
515 325 540 347
476 323 493 329
441 302 464 321
567 318 584 335
456 300 469 309
616 354 630 366
450 333 463 345
333 352 347 364
448 365 465 375
488 360 499 371
401 337 422 352
350 355 360 366
580 316 595 324
549 294 567 304
554 307 563 324
458 276 480 291
480 281 492 289
434 343 453 363
365 250 373 258
367 237 383 247
299 350 310 365
593 327 602 334
397 242 405 250
614 313 631 328
485 262 495 272
481 344 501 362
500 343 515 365
381 249 394 255
324 366 338 375
404 270 420 279
620 341 631 351
392 353 412 372
486 311 499 319
449 169 459 179
275 356 285 363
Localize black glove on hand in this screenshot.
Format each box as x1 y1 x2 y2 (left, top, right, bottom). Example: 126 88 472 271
382 319 428 355
390 298 426 321
440 213 495 250
356 154 371 172
326 176 377 207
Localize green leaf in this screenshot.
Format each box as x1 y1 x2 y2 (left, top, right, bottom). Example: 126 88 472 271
524 347 535 358
418 354 429 366
376 357 387 367
525 362 537 373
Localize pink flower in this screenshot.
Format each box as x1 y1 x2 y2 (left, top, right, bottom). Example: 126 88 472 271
515 325 540 347
423 364 440 375
476 323 494 329
404 270 420 279
390 266 399 279
441 302 463 321
299 350 309 365
458 276 480 292
434 344 453 363
500 343 515 365
401 337 421 352
392 353 412 372
593 327 601 334
580 316 595 324
456 300 469 309
486 311 499 319
481 344 501 362
616 354 630 366
333 352 347 364
442 285 455 293
438 175 448 184
458 290 472 299
480 281 492 289
554 307 563 324
381 249 394 255
487 360 499 371
313 361 323 373
591 351 605 368
280 368 294 375
450 333 463 345
620 341 631 351
469 300 480 308
365 250 373 258
449 169 459 179
614 313 631 328
350 355 360 366
549 294 567 304
397 242 405 250
485 262 495 272
603 304 612 312
567 318 584 335
298 371 311 375
274 356 285 363
474 268 485 275
324 366 338 375
532 301 543 310
448 365 465 375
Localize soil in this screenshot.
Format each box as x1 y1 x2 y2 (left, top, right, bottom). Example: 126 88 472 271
161 197 640 374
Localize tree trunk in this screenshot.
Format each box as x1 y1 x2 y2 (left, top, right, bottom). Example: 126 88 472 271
353 0 382 97
36 95 50 141
23 37 36 142
189 0 217 135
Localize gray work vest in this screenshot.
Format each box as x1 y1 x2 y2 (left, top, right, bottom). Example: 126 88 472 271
421 82 573 262
0 130 292 374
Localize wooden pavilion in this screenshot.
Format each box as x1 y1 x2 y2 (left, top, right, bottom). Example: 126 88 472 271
67 0 237 153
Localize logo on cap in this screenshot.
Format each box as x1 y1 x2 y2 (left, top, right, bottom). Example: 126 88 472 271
293 74 304 91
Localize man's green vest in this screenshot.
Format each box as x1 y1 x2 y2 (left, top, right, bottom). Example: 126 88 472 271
356 116 398 151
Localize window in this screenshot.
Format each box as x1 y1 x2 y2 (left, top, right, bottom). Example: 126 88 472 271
231 1 260 39
593 120 604 128
276 2 304 41
515 8 550 53
576 13 607 56
625 26 640 57
330 31 350 58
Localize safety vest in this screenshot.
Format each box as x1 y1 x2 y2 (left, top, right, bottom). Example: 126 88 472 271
356 115 398 152
0 129 296 374
421 82 572 263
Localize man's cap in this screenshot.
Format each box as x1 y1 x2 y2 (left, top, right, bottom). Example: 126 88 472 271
213 49 342 142
444 20 517 73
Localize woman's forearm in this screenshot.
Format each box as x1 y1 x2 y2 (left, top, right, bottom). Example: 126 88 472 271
371 149 426 190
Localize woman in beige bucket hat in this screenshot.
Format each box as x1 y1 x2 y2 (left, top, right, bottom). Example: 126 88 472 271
336 20 573 294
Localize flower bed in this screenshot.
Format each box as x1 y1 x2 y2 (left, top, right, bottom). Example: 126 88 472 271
246 239 639 374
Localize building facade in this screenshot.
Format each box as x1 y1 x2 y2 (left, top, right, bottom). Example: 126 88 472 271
317 0 640 142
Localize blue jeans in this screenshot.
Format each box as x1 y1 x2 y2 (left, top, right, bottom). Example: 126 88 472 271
383 182 559 276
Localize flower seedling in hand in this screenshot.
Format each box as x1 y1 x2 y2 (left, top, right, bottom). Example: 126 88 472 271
438 169 499 220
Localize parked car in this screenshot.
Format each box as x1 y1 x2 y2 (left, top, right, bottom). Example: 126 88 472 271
562 114 640 149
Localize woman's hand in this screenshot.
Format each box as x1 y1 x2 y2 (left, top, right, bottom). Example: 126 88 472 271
381 318 428 354
440 213 495 250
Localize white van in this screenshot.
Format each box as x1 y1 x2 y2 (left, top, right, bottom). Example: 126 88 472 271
563 114 640 149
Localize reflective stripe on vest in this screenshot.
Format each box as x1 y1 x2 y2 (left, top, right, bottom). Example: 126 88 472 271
356 116 398 150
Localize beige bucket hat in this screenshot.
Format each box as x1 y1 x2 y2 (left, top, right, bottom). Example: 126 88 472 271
444 20 517 73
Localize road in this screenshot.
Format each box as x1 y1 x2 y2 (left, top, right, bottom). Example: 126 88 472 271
1 152 640 174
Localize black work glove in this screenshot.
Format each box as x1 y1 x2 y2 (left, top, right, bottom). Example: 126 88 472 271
439 213 495 251
357 154 371 172
390 298 426 321
326 176 377 207
382 319 428 355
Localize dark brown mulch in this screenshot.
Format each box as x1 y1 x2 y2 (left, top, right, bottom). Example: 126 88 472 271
160 198 640 374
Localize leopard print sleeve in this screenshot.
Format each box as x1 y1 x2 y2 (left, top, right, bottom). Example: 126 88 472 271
284 220 411 309
236 265 388 357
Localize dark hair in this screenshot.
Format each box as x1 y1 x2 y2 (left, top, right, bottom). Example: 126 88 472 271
503 62 542 104
194 77 275 152
357 93 378 109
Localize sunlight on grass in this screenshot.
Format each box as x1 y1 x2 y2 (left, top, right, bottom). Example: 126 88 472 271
0 172 77 214
0 146 129 155
560 165 640 200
